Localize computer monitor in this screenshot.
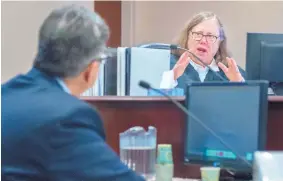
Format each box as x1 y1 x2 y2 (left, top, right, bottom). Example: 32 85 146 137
246 32 283 82
184 81 268 172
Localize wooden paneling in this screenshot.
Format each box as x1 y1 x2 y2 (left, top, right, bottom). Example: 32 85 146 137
94 1 121 47
82 96 283 179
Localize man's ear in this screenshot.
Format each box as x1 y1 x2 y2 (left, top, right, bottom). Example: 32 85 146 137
84 61 100 87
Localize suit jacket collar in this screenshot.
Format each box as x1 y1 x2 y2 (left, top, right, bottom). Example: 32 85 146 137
26 67 65 92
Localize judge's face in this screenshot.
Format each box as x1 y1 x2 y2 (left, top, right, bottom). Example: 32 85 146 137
187 19 221 65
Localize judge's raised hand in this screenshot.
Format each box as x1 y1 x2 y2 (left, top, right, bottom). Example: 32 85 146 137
218 57 244 82
173 52 191 80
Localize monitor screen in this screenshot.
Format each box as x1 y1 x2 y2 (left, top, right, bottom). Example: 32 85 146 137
260 42 283 82
184 82 268 171
246 32 283 82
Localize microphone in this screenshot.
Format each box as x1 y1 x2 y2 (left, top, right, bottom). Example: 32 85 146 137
138 80 252 170
138 81 151 89
103 44 224 83
169 44 227 81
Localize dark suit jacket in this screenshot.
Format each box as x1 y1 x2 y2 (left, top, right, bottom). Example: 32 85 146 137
170 54 247 90
1 68 145 181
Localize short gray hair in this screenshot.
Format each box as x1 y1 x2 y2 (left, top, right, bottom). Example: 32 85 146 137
33 4 110 78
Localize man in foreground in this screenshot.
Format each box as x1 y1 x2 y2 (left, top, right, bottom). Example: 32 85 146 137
2 4 145 181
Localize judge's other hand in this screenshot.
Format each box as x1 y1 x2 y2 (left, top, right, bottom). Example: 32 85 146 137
218 57 244 82
173 52 191 80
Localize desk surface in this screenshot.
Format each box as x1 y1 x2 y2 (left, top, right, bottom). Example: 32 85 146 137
83 96 283 179
81 95 283 102
173 178 199 181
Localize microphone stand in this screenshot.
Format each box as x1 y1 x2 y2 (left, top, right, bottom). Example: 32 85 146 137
139 81 253 181
170 45 227 81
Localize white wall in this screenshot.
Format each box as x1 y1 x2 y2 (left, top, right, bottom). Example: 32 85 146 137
3 1 283 82
1 1 94 83
122 1 283 69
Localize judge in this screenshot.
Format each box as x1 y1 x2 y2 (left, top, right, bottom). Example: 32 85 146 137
160 12 246 90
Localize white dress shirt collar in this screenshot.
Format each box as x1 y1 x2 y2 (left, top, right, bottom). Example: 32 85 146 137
55 77 71 94
189 59 219 82
189 59 219 72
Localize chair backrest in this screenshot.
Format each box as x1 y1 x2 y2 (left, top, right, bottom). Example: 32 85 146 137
125 43 171 95
103 43 172 96
135 43 172 50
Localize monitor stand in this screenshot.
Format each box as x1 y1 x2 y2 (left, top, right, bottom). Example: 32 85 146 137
270 82 283 95
220 168 252 181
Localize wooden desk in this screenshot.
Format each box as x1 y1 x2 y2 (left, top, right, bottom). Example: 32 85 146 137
82 96 283 179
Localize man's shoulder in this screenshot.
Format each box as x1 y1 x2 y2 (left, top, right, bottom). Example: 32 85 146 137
59 94 101 121
2 74 101 129
40 91 100 124
50 93 105 135
1 70 102 127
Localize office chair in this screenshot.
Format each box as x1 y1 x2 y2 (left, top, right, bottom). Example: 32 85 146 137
135 42 172 50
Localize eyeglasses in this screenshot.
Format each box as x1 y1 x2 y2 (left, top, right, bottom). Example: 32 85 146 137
95 54 117 65
95 47 117 64
190 31 219 43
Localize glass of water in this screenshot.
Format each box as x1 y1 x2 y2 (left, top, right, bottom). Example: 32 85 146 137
119 126 157 180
